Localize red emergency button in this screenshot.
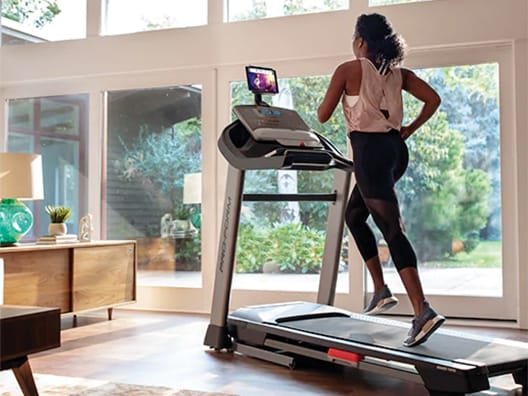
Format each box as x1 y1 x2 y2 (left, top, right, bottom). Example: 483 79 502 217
328 348 364 363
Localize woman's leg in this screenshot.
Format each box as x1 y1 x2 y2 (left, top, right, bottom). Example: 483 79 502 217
350 131 444 345
364 197 424 315
345 185 398 314
399 267 426 316
365 256 385 292
345 186 385 292
365 196 444 346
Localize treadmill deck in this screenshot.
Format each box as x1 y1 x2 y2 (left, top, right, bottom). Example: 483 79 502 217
229 302 528 369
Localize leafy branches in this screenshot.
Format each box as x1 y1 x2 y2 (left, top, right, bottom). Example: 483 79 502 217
117 118 202 205
2 0 61 28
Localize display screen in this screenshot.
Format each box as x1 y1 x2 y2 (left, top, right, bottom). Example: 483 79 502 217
245 65 279 95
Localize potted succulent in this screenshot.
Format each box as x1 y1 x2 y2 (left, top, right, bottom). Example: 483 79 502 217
45 205 72 235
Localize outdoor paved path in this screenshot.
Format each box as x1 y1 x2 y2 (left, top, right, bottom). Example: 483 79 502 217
138 267 502 297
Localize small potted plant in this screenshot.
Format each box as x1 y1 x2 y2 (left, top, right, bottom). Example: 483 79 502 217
45 205 72 235
173 204 191 233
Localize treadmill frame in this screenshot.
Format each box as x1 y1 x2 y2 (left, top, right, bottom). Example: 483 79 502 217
204 108 528 396
204 160 351 349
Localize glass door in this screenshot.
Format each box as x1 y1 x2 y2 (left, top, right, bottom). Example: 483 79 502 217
364 45 517 320
230 75 349 291
219 44 517 321
104 85 203 288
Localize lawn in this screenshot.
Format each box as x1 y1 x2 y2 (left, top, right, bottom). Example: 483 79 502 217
422 240 502 268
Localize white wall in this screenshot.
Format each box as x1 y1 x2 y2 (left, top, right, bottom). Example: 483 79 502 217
1 0 527 321
1 0 526 85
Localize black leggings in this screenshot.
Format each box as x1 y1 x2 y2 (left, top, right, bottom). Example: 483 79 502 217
345 130 417 271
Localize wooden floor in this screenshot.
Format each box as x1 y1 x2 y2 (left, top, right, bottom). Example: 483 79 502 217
18 309 528 396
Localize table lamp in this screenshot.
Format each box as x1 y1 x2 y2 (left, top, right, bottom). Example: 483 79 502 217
0 153 44 246
183 172 202 230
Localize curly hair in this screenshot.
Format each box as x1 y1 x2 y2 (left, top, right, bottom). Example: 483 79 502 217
355 13 407 71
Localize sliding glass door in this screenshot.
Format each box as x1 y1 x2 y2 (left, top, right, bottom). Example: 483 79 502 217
218 44 516 320
104 85 203 288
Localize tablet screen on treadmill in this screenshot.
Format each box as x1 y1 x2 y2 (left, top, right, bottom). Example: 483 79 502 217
246 66 279 95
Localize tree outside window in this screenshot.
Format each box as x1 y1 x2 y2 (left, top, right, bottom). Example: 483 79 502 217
230 63 500 274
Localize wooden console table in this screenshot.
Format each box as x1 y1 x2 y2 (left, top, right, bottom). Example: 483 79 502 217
0 240 136 318
1 305 61 396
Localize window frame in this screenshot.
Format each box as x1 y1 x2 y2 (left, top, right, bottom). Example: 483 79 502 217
217 42 518 321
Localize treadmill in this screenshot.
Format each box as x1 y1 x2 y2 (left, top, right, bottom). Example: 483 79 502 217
204 66 528 396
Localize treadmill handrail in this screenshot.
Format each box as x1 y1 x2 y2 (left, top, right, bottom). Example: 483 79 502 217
243 193 338 202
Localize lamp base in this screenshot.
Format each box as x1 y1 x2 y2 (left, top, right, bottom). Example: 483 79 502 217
0 198 34 246
190 207 201 231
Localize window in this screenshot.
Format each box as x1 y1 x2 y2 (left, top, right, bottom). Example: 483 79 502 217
228 62 501 299
230 75 349 292
105 85 203 287
103 0 207 36
369 0 431 5
7 94 89 240
366 63 502 297
1 0 86 45
227 0 347 22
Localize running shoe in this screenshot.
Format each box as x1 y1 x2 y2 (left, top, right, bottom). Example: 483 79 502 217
364 284 399 315
403 301 445 347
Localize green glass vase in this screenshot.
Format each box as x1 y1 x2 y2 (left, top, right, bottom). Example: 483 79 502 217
0 198 34 246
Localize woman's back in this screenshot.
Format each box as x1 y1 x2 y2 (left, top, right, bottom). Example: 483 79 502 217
342 58 403 133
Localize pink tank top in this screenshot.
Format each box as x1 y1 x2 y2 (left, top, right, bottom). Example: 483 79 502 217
342 58 403 133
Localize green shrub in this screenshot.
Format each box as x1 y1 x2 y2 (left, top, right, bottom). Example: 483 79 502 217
462 230 480 253
175 233 201 270
268 223 325 273
235 224 270 273
235 222 325 274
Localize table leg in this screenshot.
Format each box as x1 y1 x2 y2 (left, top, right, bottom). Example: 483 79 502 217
107 307 113 320
12 356 39 396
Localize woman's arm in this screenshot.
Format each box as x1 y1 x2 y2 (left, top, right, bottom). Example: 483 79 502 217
400 68 441 139
317 62 358 123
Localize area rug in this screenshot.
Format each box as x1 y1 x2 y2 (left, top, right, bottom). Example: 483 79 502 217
0 373 236 396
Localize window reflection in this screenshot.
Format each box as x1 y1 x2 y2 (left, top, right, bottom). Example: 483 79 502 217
7 94 88 240
105 86 203 287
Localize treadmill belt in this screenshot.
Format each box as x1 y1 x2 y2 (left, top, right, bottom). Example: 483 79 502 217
279 315 528 367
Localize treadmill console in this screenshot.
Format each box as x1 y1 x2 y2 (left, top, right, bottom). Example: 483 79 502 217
233 105 322 148
216 65 353 171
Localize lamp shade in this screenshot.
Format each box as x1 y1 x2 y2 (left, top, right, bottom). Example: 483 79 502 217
0 153 44 200
183 172 202 204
